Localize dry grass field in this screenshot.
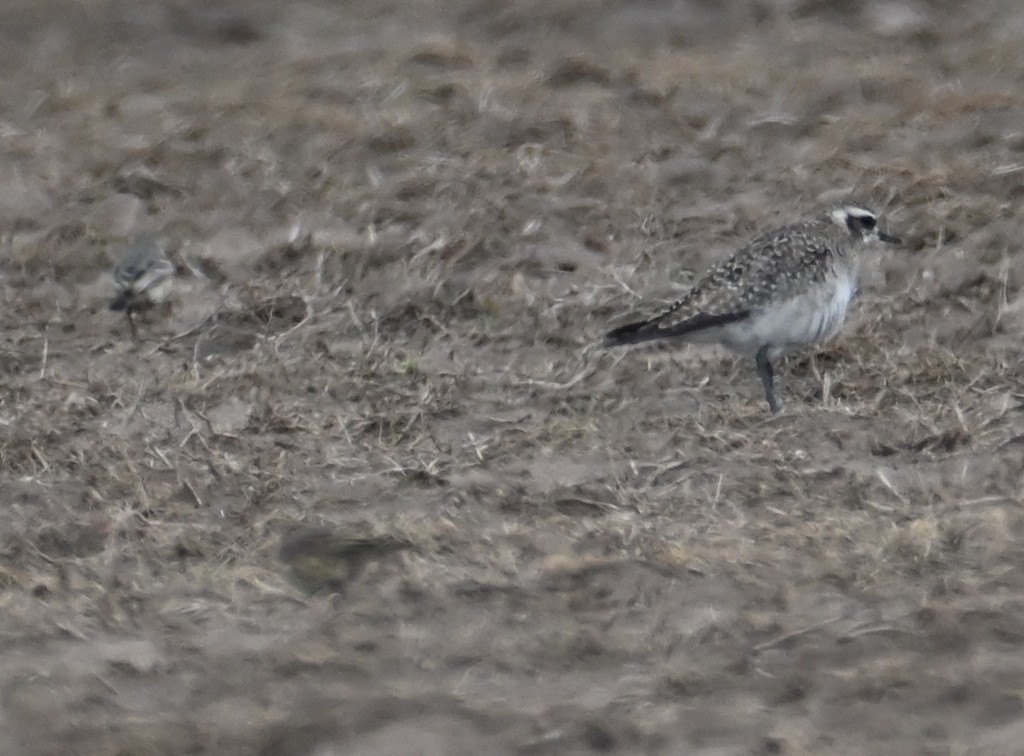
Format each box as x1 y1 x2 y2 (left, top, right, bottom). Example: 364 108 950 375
2 0 1024 753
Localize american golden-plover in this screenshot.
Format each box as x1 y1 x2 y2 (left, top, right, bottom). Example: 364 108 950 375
109 235 175 340
604 204 900 413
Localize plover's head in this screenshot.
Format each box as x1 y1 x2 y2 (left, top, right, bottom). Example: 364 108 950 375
828 205 901 245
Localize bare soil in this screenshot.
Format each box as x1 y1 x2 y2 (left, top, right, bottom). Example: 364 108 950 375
2 1 1024 753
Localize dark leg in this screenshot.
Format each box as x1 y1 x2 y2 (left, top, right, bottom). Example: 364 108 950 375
755 345 780 414
126 308 138 341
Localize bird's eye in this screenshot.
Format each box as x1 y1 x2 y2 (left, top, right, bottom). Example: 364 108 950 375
860 216 877 229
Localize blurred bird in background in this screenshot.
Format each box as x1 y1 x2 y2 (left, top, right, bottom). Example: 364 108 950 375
109 235 175 340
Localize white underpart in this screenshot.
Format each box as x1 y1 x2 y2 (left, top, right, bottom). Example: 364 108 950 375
124 266 173 304
141 275 174 304
686 271 858 358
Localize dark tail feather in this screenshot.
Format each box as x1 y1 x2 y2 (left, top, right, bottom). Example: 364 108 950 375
603 310 750 347
109 291 130 312
603 318 662 347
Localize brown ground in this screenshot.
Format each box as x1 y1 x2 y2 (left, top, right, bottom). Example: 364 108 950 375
1 0 1024 753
